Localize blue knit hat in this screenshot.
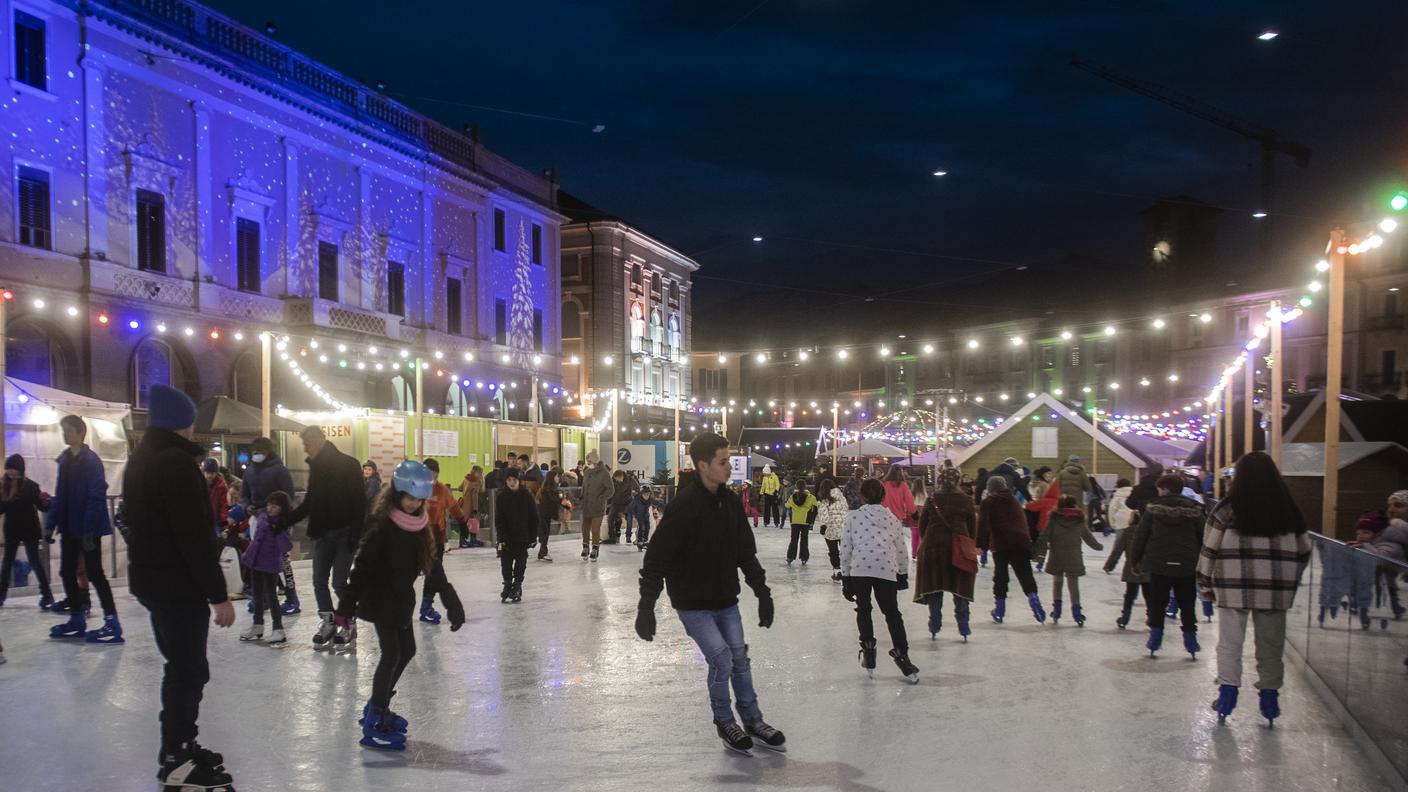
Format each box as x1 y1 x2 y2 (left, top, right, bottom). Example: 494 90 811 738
148 384 196 431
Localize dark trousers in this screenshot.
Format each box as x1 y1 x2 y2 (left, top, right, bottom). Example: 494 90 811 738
762 495 781 526
1144 574 1197 632
311 528 353 614
60 535 115 615
249 570 283 629
500 541 529 584
826 538 841 570
141 597 211 758
421 545 446 604
991 549 1038 599
537 514 552 557
852 577 908 653
1 535 52 597
371 621 416 709
1122 581 1142 612
787 525 811 562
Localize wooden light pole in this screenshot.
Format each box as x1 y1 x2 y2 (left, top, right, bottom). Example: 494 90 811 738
831 403 840 477
1322 229 1347 536
260 331 272 438
1221 378 1233 498
414 356 424 457
1091 407 1099 475
673 397 681 486
1269 300 1284 467
1243 354 1255 456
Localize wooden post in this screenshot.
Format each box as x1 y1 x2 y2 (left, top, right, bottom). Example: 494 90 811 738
1243 356 1255 457
414 357 424 457
530 372 539 471
831 404 839 477
611 389 619 471
1270 300 1284 467
260 331 272 438
1221 379 1233 497
673 398 680 486
1207 403 1217 485
1091 407 1099 475
1322 229 1346 536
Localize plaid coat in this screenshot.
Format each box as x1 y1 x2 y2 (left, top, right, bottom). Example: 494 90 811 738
1196 502 1311 611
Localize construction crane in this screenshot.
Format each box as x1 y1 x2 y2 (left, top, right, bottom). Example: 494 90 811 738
1071 56 1311 255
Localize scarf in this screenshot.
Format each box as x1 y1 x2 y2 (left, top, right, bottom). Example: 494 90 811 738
389 507 428 533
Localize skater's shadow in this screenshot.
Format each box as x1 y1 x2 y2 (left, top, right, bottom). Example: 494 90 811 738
361 741 507 775
704 756 886 792
1100 657 1203 674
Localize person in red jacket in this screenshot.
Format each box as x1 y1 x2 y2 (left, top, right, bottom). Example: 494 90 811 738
202 459 229 532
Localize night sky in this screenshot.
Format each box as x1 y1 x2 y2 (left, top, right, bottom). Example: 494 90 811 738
209 0 1408 346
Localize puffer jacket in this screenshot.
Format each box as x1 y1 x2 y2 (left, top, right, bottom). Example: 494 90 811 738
1035 508 1103 576
977 492 1032 554
789 491 817 526
815 496 850 541
760 472 780 496
1131 495 1204 577
1056 463 1092 505
1107 485 1135 530
839 504 909 582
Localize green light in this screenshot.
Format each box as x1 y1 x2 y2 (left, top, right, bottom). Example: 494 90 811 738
1299 296 1312 308
1391 193 1408 212
338 359 348 368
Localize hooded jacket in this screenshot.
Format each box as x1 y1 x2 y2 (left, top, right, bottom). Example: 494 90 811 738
1131 495 1205 577
840 504 909 582
760 471 781 497
581 463 613 519
495 484 538 545
789 490 817 526
1035 507 1104 576
1056 462 1092 504
125 429 226 604
816 495 850 541
47 444 111 539
1103 527 1150 583
285 442 367 542
639 479 769 611
1107 485 1135 530
977 492 1032 554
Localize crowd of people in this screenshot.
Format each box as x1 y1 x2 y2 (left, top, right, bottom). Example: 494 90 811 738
0 390 1405 784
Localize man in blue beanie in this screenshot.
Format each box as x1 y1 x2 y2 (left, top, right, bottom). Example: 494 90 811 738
47 413 119 642
125 383 238 790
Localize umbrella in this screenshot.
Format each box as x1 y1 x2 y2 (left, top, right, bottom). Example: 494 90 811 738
828 438 910 458
194 396 306 435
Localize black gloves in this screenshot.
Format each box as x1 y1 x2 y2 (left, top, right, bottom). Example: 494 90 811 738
758 595 774 629
896 574 909 591
841 576 855 602
635 601 657 641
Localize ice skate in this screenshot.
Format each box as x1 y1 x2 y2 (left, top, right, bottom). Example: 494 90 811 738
359 692 409 734
281 594 301 616
510 582 523 602
500 582 513 603
744 721 787 752
1205 684 1239 721
590 545 599 562
581 544 590 560
1146 627 1164 657
419 600 442 624
1201 598 1214 622
360 702 407 751
858 638 878 677
716 721 754 756
1051 599 1063 624
889 648 920 684
332 621 356 652
1027 592 1047 624
928 602 942 639
264 629 286 646
37 593 53 610
1072 604 1086 627
312 612 336 650
1116 605 1131 630
990 597 1006 624
1259 689 1280 728
84 614 124 644
831 571 842 582
956 600 971 642
158 742 235 791
49 612 86 639
1183 630 1200 659
239 625 264 642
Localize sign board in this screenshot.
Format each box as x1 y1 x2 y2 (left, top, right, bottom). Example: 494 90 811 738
366 415 405 476
562 444 579 472
422 428 459 458
728 454 750 484
614 442 657 480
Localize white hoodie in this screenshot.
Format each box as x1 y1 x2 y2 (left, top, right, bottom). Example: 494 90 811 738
839 504 909 582
1108 485 1134 529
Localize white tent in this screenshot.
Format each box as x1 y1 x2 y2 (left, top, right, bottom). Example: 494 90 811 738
829 438 910 458
3 377 132 583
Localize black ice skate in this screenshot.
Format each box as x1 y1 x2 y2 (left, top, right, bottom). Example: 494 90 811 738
500 582 513 603
858 638 877 677
715 720 754 756
158 742 235 791
889 648 919 684
510 582 523 602
744 721 787 752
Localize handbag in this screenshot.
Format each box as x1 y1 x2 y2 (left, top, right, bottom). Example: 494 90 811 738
952 533 979 574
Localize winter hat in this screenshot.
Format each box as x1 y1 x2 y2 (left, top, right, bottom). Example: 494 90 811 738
1067 454 1081 463
1389 490 1408 507
147 384 196 431
4 453 24 475
762 465 772 474
1356 510 1388 535
503 467 521 482
938 465 961 492
201 458 219 474
585 450 600 465
987 476 1010 493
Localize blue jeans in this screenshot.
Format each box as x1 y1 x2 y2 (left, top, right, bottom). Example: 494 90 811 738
676 605 762 725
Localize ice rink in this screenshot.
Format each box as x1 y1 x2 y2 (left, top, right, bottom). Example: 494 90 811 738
0 527 1393 791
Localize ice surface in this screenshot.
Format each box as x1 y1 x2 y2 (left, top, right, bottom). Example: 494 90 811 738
0 529 1392 791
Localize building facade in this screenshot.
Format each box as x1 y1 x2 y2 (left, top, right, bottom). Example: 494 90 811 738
559 192 696 432
1 0 566 421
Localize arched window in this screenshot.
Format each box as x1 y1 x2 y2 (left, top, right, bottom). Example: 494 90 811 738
446 383 471 417
390 375 415 412
7 319 62 386
132 338 177 408
561 301 582 339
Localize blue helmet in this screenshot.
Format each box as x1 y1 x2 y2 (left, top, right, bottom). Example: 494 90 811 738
392 460 434 499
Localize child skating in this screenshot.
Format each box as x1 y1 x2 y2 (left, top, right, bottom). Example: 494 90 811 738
1103 505 1150 630
841 479 919 682
815 479 850 582
1034 495 1103 627
335 461 464 750
636 433 785 757
240 491 293 646
786 482 817 566
495 468 537 601
1131 475 1205 658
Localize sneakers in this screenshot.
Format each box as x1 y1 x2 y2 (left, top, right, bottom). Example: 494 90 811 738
744 721 787 752
715 720 754 756
889 648 920 684
312 612 336 650
49 612 86 639
239 625 264 642
158 742 234 791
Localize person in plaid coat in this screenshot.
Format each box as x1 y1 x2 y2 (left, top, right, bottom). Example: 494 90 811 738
1197 452 1311 726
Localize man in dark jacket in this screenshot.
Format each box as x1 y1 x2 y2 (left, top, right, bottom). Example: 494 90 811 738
286 425 366 649
47 414 120 642
635 433 785 756
495 468 537 601
1131 473 1205 653
125 384 237 790
1125 463 1165 515
236 437 299 614
980 457 1022 500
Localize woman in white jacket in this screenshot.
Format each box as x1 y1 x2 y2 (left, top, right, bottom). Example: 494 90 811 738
841 479 918 683
1108 478 1134 530
815 479 851 583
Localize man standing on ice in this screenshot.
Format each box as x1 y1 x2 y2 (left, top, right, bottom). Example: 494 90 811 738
635 432 786 756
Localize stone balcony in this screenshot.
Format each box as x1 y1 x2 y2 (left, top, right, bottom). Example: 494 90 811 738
283 297 405 340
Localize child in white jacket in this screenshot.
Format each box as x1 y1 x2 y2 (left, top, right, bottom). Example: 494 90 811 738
815 479 851 583
840 479 917 683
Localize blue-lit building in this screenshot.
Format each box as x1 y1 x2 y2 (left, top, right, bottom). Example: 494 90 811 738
0 0 566 419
